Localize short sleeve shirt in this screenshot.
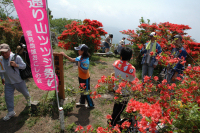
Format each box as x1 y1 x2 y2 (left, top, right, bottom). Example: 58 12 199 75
75 56 90 79
105 36 111 43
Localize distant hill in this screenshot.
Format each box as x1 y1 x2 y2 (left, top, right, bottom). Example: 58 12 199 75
102 26 130 44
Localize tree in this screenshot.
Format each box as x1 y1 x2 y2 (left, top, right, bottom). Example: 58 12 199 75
0 0 15 17
0 18 23 51
58 19 107 56
50 18 82 35
0 8 7 20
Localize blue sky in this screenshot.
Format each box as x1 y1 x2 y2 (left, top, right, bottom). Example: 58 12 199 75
13 0 200 43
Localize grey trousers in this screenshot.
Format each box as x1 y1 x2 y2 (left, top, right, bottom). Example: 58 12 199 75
4 81 30 112
142 63 154 82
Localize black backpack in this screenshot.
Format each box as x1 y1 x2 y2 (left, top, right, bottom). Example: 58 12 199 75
11 53 31 80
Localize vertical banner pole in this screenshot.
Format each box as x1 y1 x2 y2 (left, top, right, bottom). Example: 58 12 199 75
45 0 59 109
46 0 65 131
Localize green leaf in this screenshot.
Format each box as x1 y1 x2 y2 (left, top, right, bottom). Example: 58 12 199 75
145 116 152 123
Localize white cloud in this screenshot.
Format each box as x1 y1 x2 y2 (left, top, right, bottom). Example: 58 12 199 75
57 0 77 9
47 0 200 42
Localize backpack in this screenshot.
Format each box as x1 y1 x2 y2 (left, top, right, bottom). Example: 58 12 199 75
11 52 31 80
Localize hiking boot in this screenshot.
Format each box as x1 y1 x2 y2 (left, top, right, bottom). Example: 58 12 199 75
88 106 95 109
76 102 85 106
85 104 89 108
86 104 95 109
3 111 16 121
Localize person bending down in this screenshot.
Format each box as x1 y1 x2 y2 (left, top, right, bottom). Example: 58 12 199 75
104 34 113 54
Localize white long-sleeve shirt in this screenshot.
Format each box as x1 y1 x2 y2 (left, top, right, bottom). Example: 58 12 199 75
0 53 26 84
113 67 135 95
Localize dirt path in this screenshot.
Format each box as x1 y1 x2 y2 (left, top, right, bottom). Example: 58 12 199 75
0 56 118 133
64 57 116 129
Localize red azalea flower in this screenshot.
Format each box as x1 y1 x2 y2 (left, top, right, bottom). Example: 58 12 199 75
180 60 186 65
79 83 86 89
93 91 97 95
150 51 154 56
86 125 93 131
98 79 102 83
75 125 84 132
121 121 131 129
144 76 151 83
106 115 112 120
97 94 101 98
176 77 182 80
153 76 159 81
114 96 118 100
95 84 100 89
119 82 126 87
162 79 167 84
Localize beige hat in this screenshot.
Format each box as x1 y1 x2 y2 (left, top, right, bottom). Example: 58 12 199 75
0 43 10 52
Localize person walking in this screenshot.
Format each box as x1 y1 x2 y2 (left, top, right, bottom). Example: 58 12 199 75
0 43 30 121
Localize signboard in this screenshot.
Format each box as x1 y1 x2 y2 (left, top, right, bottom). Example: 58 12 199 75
13 0 59 91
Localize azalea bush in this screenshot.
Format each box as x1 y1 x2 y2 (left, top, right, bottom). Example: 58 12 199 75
68 17 200 133
0 18 23 50
120 17 200 67
74 64 200 133
58 19 107 56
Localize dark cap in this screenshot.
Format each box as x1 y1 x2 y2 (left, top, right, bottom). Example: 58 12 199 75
74 44 88 50
0 43 10 52
109 33 113 38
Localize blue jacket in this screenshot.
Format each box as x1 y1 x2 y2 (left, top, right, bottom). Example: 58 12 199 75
140 42 162 67
172 47 187 73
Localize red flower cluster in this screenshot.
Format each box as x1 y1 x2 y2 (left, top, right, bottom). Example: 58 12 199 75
75 20 200 133
58 19 107 55
78 63 199 132
79 83 86 89
120 21 200 65
0 18 23 50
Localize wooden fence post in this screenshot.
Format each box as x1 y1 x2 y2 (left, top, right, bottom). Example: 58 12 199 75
53 52 65 99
